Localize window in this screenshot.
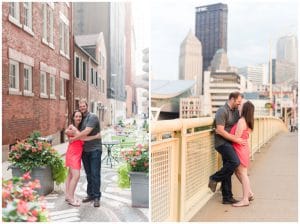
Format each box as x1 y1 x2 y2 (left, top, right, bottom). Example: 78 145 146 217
42 4 47 41
40 71 47 95
49 9 54 45
9 2 20 22
50 75 55 97
23 65 32 93
75 56 80 78
9 60 19 90
59 13 70 57
42 3 54 46
60 78 65 98
95 71 98 86
23 2 32 29
82 61 86 81
91 68 94 85
102 80 105 93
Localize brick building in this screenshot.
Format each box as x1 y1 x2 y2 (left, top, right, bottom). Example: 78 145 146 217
74 33 108 128
2 2 73 158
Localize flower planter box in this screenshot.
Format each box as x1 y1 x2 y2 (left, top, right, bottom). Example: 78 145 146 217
129 171 149 208
11 166 54 196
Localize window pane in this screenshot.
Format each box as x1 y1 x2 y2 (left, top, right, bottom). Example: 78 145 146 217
82 62 86 81
43 4 47 39
24 68 29 90
9 64 16 88
76 57 80 78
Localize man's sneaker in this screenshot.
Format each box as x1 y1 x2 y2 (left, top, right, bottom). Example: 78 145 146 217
208 177 217 192
94 198 100 207
82 197 93 203
222 198 239 204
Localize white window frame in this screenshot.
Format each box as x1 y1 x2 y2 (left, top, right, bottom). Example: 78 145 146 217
49 8 54 47
60 78 66 99
23 64 34 96
59 12 70 59
42 3 47 43
9 2 21 28
23 2 32 31
50 75 56 99
9 60 21 95
40 71 48 98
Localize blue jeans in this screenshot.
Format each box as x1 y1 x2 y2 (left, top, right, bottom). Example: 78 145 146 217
210 142 240 200
82 150 102 200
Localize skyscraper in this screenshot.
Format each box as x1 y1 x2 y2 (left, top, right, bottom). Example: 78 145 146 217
195 3 228 72
178 30 203 95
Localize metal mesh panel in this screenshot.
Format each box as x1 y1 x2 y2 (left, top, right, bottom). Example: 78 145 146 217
151 143 172 222
185 131 217 201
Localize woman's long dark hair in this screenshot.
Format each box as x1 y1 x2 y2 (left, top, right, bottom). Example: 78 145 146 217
71 110 83 129
241 101 255 130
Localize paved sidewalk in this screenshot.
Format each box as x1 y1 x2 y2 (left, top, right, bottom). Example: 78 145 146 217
2 141 149 222
191 132 298 221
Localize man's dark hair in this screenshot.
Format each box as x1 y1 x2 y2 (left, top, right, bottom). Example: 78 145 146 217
228 91 242 100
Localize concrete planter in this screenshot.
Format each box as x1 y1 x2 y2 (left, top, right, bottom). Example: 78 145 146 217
129 171 149 208
11 166 54 196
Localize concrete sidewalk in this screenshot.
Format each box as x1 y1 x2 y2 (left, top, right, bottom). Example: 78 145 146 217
191 132 298 222
2 141 149 222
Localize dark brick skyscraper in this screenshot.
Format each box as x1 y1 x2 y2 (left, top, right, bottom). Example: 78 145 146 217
195 3 228 72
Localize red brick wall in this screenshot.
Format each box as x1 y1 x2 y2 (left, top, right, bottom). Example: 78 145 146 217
2 3 72 145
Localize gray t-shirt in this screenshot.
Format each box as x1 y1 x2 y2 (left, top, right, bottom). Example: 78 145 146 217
214 103 240 148
80 112 102 152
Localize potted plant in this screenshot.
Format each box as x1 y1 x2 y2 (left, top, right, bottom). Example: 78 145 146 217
8 131 67 195
120 144 149 208
2 172 49 222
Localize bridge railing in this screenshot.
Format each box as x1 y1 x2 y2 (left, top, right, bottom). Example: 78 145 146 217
151 116 287 222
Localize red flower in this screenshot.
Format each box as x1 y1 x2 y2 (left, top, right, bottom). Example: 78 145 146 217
17 200 29 214
31 209 39 217
22 172 31 180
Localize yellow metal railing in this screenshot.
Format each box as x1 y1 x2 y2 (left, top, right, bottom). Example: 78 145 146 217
151 116 287 222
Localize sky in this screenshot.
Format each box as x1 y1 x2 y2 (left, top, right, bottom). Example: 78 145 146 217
151 0 298 80
132 0 150 76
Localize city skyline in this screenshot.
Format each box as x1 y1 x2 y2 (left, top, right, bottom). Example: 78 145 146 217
151 0 298 80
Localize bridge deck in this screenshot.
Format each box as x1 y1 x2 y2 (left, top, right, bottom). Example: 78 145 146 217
191 132 298 222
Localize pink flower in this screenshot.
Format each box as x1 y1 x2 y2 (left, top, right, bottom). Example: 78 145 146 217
24 144 31 151
31 147 37 152
17 200 29 214
15 154 21 159
22 172 31 180
22 187 33 198
11 145 17 151
2 188 10 199
137 144 143 149
27 216 37 222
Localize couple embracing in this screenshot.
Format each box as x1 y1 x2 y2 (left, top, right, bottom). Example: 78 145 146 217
209 91 255 207
64 99 102 207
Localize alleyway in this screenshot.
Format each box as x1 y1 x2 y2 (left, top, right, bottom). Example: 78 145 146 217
2 143 149 222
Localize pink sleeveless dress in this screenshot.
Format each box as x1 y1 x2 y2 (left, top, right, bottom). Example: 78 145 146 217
65 139 84 170
230 123 250 167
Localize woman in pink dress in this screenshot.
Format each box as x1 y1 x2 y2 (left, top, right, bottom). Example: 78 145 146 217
65 110 100 206
230 101 255 207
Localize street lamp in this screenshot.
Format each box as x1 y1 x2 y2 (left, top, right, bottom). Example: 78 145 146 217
111 74 118 125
